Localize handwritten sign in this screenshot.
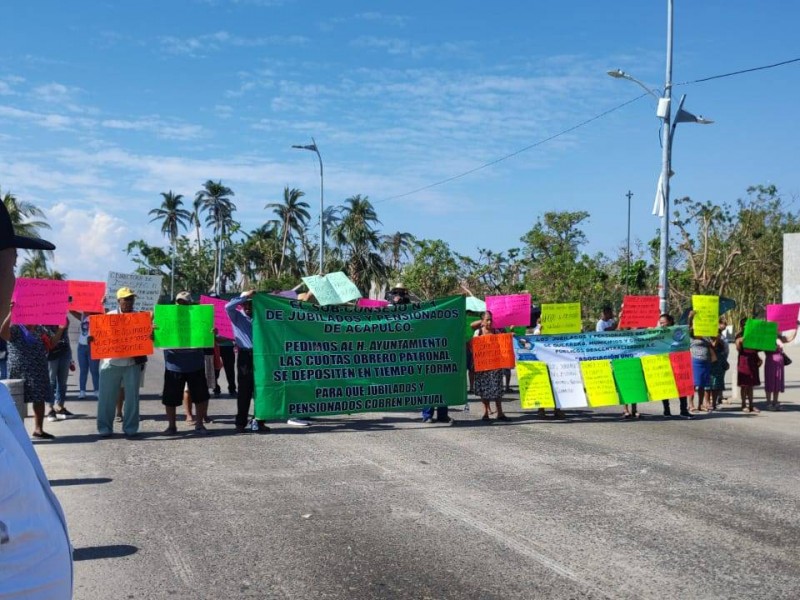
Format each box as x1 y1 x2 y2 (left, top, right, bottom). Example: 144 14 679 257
640 354 678 401
618 295 660 329
154 304 214 349
105 271 163 312
465 296 486 313
11 278 69 326
68 280 106 313
743 319 778 352
579 359 619 407
486 294 531 329
471 333 515 372
669 351 695 398
302 272 361 306
200 295 234 340
540 303 582 334
611 358 648 405
548 361 587 408
517 361 555 409
766 303 800 332
692 295 719 337
356 298 389 308
89 312 153 359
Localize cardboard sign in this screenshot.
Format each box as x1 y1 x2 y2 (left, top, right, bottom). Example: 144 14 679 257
302 272 361 306
611 358 648 405
618 295 660 329
517 361 555 409
691 295 719 337
154 304 214 349
766 303 800 332
89 312 153 359
486 294 531 329
356 298 389 308
579 359 619 407
465 296 486 313
471 333 515 372
11 278 69 326
640 354 678 401
743 319 778 352
540 303 582 334
548 361 588 408
105 271 163 312
68 280 106 313
669 351 695 398
200 295 234 340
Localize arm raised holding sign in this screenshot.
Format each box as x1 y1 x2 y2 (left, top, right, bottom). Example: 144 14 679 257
471 311 509 422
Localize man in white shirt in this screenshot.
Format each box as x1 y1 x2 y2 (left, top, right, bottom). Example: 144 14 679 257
0 200 72 598
596 305 617 332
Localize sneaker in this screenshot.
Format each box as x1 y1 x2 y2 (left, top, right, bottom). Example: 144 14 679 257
437 417 454 425
46 409 58 422
78 390 86 399
286 418 310 427
422 417 433 423
91 391 99 398
679 411 693 419
55 408 74 420
115 415 123 423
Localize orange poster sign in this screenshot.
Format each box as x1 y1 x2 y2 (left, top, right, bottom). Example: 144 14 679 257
89 312 153 360
471 333 515 372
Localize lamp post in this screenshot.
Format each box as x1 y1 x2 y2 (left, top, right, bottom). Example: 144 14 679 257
625 190 633 296
608 0 712 314
292 138 324 274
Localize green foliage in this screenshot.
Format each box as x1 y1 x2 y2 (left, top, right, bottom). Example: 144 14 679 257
402 239 461 300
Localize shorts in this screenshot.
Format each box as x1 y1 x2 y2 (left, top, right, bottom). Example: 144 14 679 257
691 358 711 390
162 368 210 407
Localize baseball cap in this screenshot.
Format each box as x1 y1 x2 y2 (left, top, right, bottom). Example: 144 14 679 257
175 291 193 303
116 287 136 299
0 198 56 251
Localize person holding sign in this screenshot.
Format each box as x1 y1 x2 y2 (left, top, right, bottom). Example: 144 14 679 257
159 292 211 435
735 318 762 413
70 310 100 399
688 311 716 413
658 314 692 419
95 287 148 438
764 325 798 411
709 318 730 409
472 311 508 422
596 305 617 332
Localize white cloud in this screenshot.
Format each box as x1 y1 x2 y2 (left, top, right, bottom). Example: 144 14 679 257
159 30 307 57
32 82 79 104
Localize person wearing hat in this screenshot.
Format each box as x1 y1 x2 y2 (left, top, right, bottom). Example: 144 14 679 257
388 282 410 306
95 286 146 438
0 199 73 597
159 291 211 435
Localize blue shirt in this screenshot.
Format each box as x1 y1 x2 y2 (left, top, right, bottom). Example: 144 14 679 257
225 296 253 349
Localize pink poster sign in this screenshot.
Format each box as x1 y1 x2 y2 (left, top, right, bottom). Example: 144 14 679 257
199 295 234 340
11 278 70 326
356 298 389 308
766 303 800 332
485 294 531 329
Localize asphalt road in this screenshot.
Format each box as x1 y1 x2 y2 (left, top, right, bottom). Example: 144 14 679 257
28 344 800 599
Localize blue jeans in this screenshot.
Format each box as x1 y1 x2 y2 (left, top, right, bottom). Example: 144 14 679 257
77 343 100 392
421 405 449 421
48 352 72 407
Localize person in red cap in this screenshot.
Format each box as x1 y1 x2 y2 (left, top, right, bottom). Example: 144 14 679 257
0 198 73 598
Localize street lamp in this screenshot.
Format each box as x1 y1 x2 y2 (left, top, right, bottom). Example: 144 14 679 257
292 138 324 274
608 0 712 315
625 190 633 296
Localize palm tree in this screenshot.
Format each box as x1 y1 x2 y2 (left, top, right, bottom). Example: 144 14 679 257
265 187 310 275
332 195 388 293
18 250 64 278
195 180 236 293
2 188 52 258
149 191 192 299
381 231 416 273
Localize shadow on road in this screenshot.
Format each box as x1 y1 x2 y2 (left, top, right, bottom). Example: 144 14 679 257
73 544 138 561
49 477 113 487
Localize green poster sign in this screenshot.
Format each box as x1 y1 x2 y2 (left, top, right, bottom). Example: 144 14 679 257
743 319 778 351
252 295 467 420
611 357 649 404
153 304 214 348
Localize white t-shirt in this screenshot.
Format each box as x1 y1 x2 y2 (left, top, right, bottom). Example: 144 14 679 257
0 384 72 599
596 318 616 332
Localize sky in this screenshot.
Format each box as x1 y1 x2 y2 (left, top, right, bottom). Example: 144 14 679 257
1 0 798 282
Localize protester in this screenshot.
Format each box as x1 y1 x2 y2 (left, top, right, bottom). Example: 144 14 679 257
764 326 798 411
95 287 146 438
1 313 61 439
688 311 716 413
709 318 730 409
659 314 692 419
0 198 73 598
160 291 211 435
71 310 100 398
45 318 74 421
735 318 761 413
596 305 617 332
226 290 270 433
473 311 508 421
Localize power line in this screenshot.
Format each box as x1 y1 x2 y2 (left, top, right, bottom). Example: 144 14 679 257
379 92 650 203
674 56 800 86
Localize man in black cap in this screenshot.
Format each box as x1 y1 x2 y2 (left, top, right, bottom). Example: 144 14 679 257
0 198 73 597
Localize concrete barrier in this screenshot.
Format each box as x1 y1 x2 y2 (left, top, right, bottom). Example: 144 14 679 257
1 379 27 420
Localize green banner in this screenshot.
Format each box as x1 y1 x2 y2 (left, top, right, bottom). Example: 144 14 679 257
743 319 778 351
153 304 214 348
253 295 467 420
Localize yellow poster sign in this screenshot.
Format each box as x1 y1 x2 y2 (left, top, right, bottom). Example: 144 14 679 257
540 302 582 334
579 359 619 407
691 295 719 337
640 354 678 401
516 361 556 409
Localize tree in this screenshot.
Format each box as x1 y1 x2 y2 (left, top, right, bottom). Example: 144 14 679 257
265 187 310 275
402 239 461 300
381 231 416 274
2 188 52 258
149 191 191 299
332 195 388 293
18 250 65 279
195 180 237 293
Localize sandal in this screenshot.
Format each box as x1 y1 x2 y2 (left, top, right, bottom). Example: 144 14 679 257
481 414 491 421
32 431 55 440
496 413 509 421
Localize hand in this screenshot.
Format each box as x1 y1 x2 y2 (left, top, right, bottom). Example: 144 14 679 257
242 290 256 298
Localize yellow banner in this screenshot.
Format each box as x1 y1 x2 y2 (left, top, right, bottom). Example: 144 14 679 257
516 361 556 409
540 302 582 334
579 359 619 407
640 354 678 401
691 294 719 337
